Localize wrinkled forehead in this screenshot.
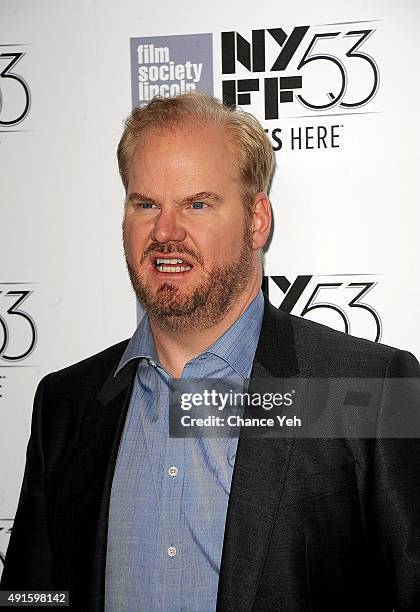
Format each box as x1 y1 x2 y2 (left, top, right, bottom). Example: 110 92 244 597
128 122 239 183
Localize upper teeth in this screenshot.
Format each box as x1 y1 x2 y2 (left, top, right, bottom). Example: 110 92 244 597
156 258 184 264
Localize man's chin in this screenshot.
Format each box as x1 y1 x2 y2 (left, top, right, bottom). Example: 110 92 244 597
151 282 199 313
132 281 206 330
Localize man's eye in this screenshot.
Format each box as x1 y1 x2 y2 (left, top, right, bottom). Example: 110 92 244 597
191 201 206 209
138 202 155 209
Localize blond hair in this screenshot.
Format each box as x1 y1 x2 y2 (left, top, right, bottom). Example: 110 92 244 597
117 92 274 209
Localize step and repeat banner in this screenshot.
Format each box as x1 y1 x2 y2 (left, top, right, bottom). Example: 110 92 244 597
1 0 419 574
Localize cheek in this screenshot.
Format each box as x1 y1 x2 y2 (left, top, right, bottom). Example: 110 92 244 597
193 229 224 256
124 219 148 252
207 221 244 256
199 235 237 265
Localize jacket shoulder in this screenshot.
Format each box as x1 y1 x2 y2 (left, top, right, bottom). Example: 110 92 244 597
289 313 407 376
44 339 130 400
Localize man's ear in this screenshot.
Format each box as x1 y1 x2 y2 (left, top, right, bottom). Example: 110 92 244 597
251 192 272 250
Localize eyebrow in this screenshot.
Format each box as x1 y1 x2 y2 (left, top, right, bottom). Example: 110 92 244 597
127 191 224 206
127 192 156 204
179 192 224 205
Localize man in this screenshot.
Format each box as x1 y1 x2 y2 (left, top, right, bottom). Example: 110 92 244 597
1 92 420 611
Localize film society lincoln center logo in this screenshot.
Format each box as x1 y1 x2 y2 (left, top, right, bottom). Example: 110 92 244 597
130 33 213 107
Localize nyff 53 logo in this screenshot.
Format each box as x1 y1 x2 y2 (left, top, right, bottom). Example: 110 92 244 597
0 49 30 126
222 22 380 118
0 285 37 362
263 275 382 342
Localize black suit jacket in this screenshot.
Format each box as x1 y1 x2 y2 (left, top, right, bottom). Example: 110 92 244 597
2 298 420 611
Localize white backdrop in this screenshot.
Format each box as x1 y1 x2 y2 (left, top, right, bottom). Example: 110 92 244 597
1 0 419 572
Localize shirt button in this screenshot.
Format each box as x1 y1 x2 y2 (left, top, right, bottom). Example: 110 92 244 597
149 359 157 367
167 546 177 557
168 466 178 477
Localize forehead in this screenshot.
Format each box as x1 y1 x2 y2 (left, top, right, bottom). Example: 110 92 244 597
128 123 238 188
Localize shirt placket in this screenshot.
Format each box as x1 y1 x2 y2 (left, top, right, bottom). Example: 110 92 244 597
159 369 185 612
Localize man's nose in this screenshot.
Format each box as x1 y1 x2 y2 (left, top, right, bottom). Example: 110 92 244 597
150 208 187 244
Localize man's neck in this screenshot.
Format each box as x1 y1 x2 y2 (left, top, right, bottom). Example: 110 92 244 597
149 278 261 377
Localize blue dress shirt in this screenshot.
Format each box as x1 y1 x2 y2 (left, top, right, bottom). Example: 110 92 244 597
105 291 264 612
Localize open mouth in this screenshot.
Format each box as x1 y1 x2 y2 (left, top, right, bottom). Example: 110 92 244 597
154 257 193 273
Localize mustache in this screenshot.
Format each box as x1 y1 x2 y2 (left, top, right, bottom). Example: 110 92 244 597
141 242 205 266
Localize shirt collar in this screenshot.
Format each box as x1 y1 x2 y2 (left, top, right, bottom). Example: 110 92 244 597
115 290 264 379
200 290 264 378
114 314 157 377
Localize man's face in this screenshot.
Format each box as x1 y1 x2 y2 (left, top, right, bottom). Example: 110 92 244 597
123 122 260 331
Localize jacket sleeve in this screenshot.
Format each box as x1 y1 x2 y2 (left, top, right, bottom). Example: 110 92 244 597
0 375 54 590
371 349 420 612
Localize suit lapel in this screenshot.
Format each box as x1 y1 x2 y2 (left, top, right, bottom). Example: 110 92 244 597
217 298 300 612
70 358 139 612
